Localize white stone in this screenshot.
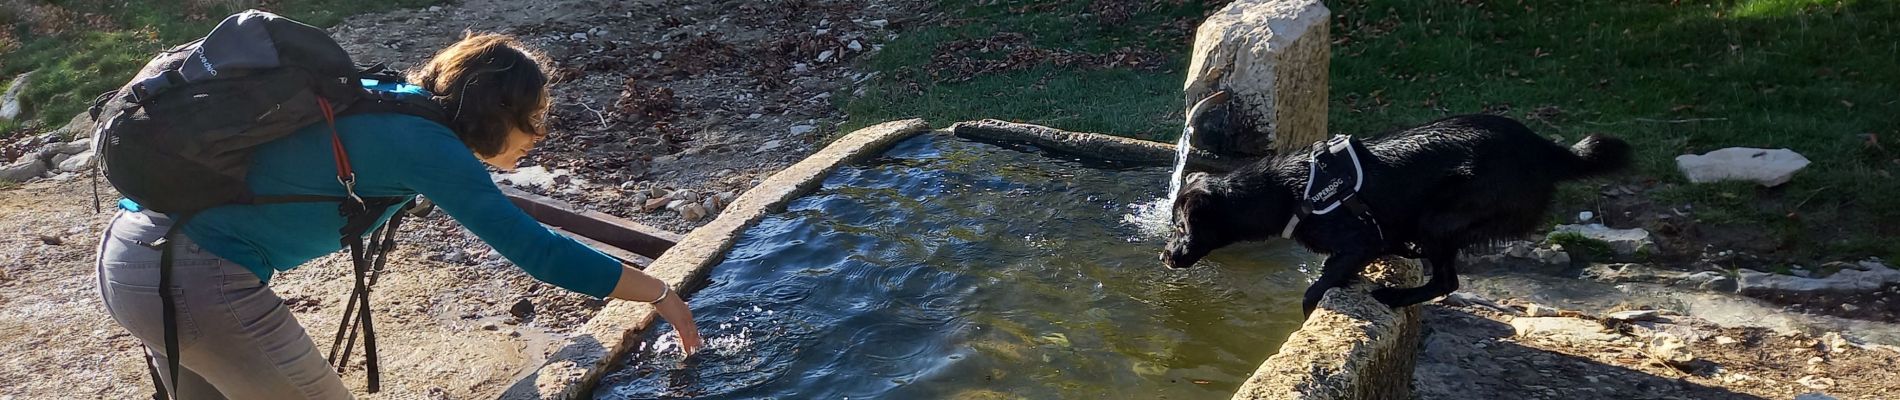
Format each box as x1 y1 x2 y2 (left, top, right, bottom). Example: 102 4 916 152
789 125 817 136
57 150 95 172
757 139 784 153
651 51 664 61
1 71 34 121
747 113 763 119
1605 309 1662 322
866 19 889 29
428 5 443 12
1511 317 1621 343
0 158 45 182
847 40 863 51
1183 0 1329 154
1675 147 1810 187
1552 224 1654 255
1737 263 1900 295
816 50 835 63
1523 303 1561 317
1577 211 1594 223
51 139 90 155
569 32 588 41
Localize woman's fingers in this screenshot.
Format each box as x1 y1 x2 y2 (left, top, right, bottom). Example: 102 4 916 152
655 296 703 356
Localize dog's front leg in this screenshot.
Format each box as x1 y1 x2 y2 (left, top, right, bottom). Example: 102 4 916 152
1370 247 1461 308
1303 252 1378 317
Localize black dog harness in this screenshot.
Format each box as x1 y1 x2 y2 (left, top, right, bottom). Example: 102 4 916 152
1282 135 1385 241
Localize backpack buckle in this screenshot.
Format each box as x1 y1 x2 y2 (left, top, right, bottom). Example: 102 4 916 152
126 70 186 104
338 174 366 215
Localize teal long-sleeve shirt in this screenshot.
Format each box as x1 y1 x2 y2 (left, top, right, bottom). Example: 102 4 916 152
174 113 622 298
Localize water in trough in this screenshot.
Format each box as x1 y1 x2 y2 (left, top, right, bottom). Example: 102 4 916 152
595 134 1316 399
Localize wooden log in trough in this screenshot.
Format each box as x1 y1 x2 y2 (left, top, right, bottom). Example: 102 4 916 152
499 186 681 262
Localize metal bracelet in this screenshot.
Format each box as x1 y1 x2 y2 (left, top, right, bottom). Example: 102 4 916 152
645 283 671 304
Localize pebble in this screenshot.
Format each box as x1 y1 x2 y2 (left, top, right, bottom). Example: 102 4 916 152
642 197 671 213
1604 309 1662 322
1577 211 1594 223
509 298 534 320
817 50 835 62
847 40 863 51
680 203 707 221
1715 336 1739 345
789 125 817 136
481 322 499 331
1523 303 1561 317
569 32 588 41
37 234 60 245
665 199 688 211
702 196 721 213
1796 375 1835 389
651 51 663 60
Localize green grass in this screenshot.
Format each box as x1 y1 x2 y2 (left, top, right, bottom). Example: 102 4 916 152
843 0 1900 262
0 0 441 135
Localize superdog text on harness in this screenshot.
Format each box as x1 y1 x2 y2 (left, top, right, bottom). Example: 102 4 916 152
1280 135 1385 241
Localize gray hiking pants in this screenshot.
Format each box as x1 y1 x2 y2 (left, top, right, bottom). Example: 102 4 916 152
96 209 352 399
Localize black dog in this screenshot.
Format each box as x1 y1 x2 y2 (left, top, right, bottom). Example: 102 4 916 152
1161 112 1631 316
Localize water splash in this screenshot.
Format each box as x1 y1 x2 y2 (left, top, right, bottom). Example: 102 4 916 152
1122 118 1197 240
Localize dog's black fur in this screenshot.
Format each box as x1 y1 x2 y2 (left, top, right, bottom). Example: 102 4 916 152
1161 114 1632 316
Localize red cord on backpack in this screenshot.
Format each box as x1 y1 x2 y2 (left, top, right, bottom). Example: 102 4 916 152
316 98 355 183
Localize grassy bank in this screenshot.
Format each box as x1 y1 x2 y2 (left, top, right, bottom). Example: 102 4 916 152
843 0 1900 262
0 0 439 137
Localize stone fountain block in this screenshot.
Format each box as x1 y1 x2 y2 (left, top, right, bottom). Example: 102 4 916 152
1184 0 1330 156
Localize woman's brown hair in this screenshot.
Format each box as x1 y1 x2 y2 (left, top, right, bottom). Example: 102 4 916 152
408 33 550 158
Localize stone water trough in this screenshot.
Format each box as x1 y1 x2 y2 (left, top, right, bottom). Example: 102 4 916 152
499 119 1423 400
505 0 1421 397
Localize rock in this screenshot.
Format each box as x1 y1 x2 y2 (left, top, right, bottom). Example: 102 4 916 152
1511 317 1622 343
747 113 763 119
1605 309 1663 322
680 203 707 221
428 5 443 12
665 199 688 211
650 51 663 61
1182 0 1329 155
48 153 72 169
816 50 835 62
1821 332 1858 354
1683 271 1738 292
702 196 721 213
1790 267 1812 277
1551 224 1654 256
1715 336 1739 345
1 71 34 121
1738 264 1900 295
1577 211 1594 223
642 197 671 213
758 139 785 153
1523 303 1561 317
1643 334 1696 366
53 112 93 139
676 190 698 203
866 19 889 29
481 322 499 331
57 149 95 172
847 40 863 51
509 298 534 320
50 139 90 155
1675 147 1811 187
1795 393 1839 400
789 124 817 136
0 157 47 183
1531 248 1570 266
648 186 669 199
38 234 61 245
718 192 736 205
1796 375 1835 390
569 32 587 41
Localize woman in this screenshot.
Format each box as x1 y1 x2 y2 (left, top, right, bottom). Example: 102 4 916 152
95 33 700 399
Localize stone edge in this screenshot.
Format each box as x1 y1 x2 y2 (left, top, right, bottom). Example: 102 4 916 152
1230 258 1424 400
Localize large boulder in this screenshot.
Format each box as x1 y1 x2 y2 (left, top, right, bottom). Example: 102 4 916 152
0 156 46 182
1183 0 1329 156
1552 224 1655 256
0 71 33 121
1675 147 1810 187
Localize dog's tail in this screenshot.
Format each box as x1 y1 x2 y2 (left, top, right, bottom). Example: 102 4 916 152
1562 134 1633 179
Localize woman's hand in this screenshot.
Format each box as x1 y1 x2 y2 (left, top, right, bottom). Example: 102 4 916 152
610 266 703 356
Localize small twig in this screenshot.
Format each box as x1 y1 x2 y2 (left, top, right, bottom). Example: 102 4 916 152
1583 117 1730 126
576 101 610 128
1790 186 1831 211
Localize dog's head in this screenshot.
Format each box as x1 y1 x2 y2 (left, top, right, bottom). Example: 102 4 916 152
1162 172 1232 269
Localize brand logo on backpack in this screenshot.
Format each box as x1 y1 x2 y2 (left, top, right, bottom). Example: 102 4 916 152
194 50 219 76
